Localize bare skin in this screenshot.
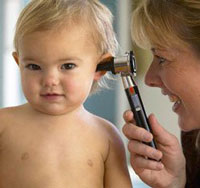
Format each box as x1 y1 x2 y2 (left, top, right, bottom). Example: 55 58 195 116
123 111 186 188
0 104 131 188
1 21 132 188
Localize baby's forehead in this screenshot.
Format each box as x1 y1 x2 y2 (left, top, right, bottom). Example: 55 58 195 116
17 24 101 58
19 20 100 48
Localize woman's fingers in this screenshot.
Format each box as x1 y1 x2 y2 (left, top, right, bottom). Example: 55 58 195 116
148 114 179 146
123 110 154 142
123 113 178 148
131 154 164 171
122 123 153 142
128 140 163 161
123 110 134 123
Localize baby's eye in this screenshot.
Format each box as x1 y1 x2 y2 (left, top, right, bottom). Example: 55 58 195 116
25 64 41 70
61 63 76 70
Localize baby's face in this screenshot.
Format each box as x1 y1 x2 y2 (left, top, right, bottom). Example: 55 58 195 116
13 25 103 115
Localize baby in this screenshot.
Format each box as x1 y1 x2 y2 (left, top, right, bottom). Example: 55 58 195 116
0 0 132 187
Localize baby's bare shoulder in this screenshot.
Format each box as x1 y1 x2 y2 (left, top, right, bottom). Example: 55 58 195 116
0 106 21 118
88 112 121 141
0 107 14 120
0 106 23 131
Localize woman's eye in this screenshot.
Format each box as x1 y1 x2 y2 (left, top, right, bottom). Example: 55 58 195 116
156 55 166 65
25 64 41 70
61 63 76 70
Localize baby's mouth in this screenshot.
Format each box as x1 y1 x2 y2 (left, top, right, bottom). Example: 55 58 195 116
40 93 65 100
42 93 60 96
41 92 64 96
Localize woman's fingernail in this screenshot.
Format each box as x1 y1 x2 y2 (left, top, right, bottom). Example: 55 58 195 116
158 163 164 169
145 134 152 141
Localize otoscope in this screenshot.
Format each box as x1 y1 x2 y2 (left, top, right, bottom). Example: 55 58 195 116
96 51 157 149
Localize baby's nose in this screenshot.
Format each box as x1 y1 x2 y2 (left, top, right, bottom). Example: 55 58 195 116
42 72 60 87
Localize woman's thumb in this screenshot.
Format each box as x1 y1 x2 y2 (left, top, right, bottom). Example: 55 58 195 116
149 114 176 146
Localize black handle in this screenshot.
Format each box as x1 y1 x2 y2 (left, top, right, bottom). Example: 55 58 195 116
125 88 157 148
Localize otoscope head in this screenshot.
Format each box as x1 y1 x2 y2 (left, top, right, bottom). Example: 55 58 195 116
96 51 136 76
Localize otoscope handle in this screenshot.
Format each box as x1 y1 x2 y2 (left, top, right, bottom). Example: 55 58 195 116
125 87 157 149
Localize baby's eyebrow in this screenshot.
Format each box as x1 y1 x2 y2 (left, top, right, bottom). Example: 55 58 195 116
58 57 82 62
21 56 83 64
21 56 38 62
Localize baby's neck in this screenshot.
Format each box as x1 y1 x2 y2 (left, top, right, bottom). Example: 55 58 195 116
22 103 86 122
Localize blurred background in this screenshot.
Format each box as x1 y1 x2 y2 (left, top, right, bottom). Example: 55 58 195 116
0 0 179 187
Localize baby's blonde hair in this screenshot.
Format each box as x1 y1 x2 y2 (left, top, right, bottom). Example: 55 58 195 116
14 0 118 93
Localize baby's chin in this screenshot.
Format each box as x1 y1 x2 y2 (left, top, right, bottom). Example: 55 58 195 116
33 107 70 116
40 111 67 116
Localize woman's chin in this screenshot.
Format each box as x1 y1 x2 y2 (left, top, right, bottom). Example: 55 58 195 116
178 116 200 132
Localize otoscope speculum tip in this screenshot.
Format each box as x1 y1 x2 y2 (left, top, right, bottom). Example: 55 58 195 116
96 51 137 75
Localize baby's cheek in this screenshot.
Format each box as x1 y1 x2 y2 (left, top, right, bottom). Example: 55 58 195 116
21 77 32 90
21 75 40 96
63 78 92 99
63 79 78 92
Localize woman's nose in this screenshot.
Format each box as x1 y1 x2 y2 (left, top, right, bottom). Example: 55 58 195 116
144 63 163 88
42 71 60 87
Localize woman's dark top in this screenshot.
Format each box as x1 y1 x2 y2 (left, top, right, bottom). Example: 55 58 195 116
181 130 200 188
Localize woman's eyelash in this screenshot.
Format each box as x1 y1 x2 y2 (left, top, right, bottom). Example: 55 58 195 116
155 55 166 64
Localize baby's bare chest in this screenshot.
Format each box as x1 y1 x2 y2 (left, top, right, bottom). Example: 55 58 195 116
0 127 106 188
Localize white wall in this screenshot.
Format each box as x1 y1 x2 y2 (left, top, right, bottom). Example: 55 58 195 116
2 0 23 107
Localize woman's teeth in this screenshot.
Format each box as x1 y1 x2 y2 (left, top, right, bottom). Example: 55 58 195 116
168 95 181 111
169 95 179 103
173 100 181 111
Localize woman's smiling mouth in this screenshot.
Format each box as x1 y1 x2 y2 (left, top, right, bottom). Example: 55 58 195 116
162 90 182 113
168 95 182 112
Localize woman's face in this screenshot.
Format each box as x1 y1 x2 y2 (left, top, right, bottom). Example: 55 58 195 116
145 45 200 131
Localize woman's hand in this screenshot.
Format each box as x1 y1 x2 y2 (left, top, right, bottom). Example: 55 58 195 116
122 110 186 188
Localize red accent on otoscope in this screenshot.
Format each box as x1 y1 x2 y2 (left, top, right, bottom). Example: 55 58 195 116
96 51 157 149
129 87 135 95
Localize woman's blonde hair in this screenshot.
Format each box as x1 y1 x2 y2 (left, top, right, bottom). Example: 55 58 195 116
14 0 118 93
131 0 200 53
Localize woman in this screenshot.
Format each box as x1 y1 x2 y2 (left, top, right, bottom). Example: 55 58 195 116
122 0 200 187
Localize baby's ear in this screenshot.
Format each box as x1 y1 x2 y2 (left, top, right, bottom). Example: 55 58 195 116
12 52 19 65
94 53 112 81
94 70 106 81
